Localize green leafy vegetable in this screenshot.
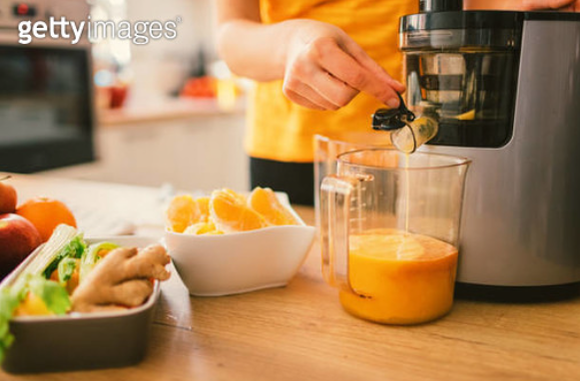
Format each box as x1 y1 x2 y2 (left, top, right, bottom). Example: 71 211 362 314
57 257 78 284
10 225 78 293
27 276 71 315
0 273 71 362
0 288 22 363
0 226 121 364
0 225 79 363
43 235 86 279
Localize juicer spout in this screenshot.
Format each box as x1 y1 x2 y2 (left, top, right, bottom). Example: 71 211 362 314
371 93 415 132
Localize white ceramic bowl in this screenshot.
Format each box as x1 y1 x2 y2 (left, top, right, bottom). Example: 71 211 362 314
165 204 315 297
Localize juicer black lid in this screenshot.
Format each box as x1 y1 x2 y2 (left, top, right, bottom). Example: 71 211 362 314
400 11 580 32
400 11 523 32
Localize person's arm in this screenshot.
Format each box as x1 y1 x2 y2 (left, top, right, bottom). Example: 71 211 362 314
216 0 405 111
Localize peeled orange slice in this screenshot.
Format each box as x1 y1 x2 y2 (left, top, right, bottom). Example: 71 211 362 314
195 196 211 222
209 189 267 233
248 187 298 226
183 221 221 235
166 195 200 233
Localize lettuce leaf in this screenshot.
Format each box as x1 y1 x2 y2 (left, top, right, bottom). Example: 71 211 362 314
28 276 71 315
0 226 80 363
43 235 86 279
57 257 78 284
0 288 22 363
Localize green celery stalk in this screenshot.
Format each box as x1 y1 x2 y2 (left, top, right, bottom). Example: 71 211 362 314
0 224 80 363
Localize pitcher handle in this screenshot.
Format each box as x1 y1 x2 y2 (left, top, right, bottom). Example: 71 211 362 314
320 174 365 292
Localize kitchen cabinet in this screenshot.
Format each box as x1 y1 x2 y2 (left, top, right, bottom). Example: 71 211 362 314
45 112 249 192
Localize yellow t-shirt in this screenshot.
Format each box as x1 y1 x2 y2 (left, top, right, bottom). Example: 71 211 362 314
246 0 418 163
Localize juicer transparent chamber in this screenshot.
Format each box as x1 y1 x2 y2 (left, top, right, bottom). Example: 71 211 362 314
400 24 521 148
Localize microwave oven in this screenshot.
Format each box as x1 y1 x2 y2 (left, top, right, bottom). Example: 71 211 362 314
0 0 95 173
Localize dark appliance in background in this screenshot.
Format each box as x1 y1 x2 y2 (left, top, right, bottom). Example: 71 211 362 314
0 0 95 173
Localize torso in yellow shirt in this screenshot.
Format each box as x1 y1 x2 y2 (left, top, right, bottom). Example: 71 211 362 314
246 0 418 163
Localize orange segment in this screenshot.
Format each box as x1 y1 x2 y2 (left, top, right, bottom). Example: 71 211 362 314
248 187 298 226
222 188 247 204
204 230 224 235
195 197 210 222
166 195 200 233
210 189 267 233
183 221 219 235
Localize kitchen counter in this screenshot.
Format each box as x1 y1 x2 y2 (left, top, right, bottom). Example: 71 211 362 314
98 98 246 127
1 175 579 381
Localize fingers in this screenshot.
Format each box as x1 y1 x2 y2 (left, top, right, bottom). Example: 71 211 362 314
284 49 359 110
284 78 359 110
284 35 405 110
284 80 339 110
312 37 403 108
310 71 360 108
342 38 406 93
283 87 327 110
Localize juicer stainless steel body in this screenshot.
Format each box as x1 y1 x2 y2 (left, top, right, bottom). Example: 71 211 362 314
417 18 580 285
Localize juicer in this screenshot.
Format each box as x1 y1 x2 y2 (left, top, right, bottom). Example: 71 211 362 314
398 1 580 286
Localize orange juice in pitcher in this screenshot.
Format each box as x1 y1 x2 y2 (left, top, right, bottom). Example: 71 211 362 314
341 229 458 324
320 149 470 325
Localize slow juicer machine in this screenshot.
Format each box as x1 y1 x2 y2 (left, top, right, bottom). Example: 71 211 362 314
399 1 580 286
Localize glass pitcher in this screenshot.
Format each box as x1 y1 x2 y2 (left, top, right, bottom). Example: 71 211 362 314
314 132 392 230
320 149 470 325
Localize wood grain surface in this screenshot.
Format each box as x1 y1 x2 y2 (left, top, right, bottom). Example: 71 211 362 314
1 177 579 381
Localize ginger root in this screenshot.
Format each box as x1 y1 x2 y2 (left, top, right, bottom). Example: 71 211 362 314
71 244 170 313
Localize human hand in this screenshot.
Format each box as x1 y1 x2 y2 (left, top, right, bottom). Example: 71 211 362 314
282 19 405 111
523 0 580 11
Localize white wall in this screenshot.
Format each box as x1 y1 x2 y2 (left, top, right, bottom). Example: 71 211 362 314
125 0 218 103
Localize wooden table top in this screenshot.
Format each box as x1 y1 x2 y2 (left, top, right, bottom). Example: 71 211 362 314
1 175 580 381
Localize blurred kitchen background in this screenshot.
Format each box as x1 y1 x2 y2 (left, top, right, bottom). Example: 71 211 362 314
0 0 248 192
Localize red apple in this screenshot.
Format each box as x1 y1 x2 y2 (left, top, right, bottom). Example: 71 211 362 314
0 213 42 280
0 176 17 214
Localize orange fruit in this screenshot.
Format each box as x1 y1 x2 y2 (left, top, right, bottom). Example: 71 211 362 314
16 197 77 242
195 197 210 222
183 221 220 235
248 187 298 226
166 195 201 233
209 189 267 233
221 189 247 204
204 230 224 235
